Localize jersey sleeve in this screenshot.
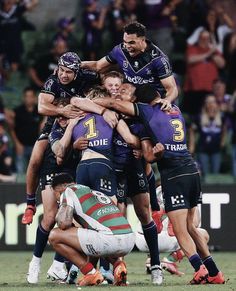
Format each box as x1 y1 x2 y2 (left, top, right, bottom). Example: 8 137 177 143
60 188 76 208
152 56 172 80
48 121 63 147
105 45 119 64
41 76 58 96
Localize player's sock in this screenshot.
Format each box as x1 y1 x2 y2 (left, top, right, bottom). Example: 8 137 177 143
189 254 203 271
142 220 160 266
54 252 65 263
202 256 219 277
100 258 110 271
33 223 50 258
147 170 160 211
81 262 95 275
26 193 36 206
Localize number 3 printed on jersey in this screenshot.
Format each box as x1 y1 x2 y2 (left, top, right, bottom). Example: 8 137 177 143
170 119 184 142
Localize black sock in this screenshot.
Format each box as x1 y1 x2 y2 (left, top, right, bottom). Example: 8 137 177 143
33 223 50 258
100 258 110 271
147 170 160 211
203 256 219 276
189 254 203 271
54 252 65 263
142 221 160 267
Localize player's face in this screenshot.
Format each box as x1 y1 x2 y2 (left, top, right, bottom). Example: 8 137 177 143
58 65 75 84
57 113 69 128
118 84 136 102
103 77 122 97
123 33 146 57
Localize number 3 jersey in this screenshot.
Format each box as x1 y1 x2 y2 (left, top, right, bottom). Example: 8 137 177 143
134 103 192 169
60 184 132 235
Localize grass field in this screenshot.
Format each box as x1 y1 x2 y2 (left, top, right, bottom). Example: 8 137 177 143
0 251 235 291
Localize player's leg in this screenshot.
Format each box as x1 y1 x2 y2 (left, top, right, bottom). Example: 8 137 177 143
187 208 225 284
27 185 58 284
22 139 48 225
49 227 104 286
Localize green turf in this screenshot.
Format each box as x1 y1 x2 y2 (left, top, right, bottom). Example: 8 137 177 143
0 251 235 290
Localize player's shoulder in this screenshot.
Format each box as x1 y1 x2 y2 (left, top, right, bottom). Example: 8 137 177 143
147 41 169 61
42 74 59 92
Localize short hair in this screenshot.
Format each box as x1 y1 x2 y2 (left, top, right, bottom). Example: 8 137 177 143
123 22 146 37
51 173 74 189
134 84 159 103
86 86 110 100
53 97 70 106
102 71 124 84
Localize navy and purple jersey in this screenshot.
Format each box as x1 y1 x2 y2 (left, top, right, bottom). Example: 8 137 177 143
105 40 172 98
40 121 78 175
40 69 99 134
72 113 114 159
113 118 145 170
134 103 191 167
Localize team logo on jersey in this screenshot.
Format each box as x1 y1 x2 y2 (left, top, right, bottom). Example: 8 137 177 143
151 50 158 57
44 79 54 91
123 60 128 68
170 194 185 207
134 61 139 68
60 91 67 98
92 190 112 205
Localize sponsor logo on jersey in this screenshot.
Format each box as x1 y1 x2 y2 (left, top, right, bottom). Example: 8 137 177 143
165 143 187 151
124 72 154 85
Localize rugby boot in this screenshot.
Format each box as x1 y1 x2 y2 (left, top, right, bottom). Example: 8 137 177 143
27 257 41 284
203 271 225 284
190 264 208 284
47 262 68 282
113 261 127 286
151 265 164 285
22 205 36 225
77 270 104 286
152 210 164 233
161 257 184 276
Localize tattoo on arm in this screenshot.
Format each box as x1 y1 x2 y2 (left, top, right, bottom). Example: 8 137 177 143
56 205 73 230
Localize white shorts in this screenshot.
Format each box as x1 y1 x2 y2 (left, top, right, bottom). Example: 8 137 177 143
135 231 179 253
77 228 135 257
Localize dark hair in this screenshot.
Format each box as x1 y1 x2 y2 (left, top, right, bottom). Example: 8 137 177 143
134 84 159 103
123 22 146 37
102 71 124 83
51 173 74 188
53 97 70 106
23 86 36 94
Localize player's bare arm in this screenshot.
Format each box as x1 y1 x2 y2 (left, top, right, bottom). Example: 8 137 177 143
81 57 111 72
38 92 81 118
157 75 178 110
141 140 164 162
93 97 135 116
55 205 74 230
116 119 141 149
70 97 119 128
52 117 80 161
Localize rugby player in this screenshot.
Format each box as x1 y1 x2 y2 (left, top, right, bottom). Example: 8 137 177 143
49 172 135 286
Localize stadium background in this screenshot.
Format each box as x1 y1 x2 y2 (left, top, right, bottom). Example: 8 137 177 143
0 0 235 252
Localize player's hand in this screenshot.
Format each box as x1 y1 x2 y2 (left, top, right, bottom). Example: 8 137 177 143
69 115 85 126
103 109 119 128
61 104 82 119
133 149 143 159
155 98 172 111
153 142 165 160
73 137 89 150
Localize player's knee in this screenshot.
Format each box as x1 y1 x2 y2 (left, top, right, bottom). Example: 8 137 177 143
48 229 59 246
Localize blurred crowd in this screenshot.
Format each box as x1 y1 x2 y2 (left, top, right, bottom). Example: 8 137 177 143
0 0 236 182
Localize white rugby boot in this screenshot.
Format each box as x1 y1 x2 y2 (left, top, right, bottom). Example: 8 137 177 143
27 256 41 284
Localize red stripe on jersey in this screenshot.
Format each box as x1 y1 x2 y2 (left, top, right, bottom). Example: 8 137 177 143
110 224 131 230
86 203 104 216
79 193 93 204
98 213 123 223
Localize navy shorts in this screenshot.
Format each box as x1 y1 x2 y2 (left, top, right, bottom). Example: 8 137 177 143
116 158 149 202
160 163 202 212
76 158 117 197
